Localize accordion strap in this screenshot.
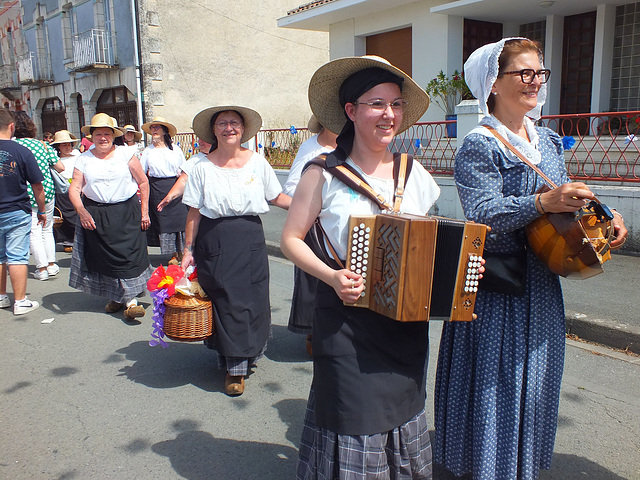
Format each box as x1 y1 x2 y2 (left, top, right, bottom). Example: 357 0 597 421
483 125 558 189
305 152 412 212
303 151 413 269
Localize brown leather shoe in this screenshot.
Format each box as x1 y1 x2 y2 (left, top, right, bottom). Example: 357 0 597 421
64 246 73 253
225 374 245 396
124 305 145 320
105 301 124 313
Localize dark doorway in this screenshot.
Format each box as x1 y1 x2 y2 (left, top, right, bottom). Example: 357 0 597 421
96 86 138 128
560 11 596 115
41 97 67 136
463 19 503 63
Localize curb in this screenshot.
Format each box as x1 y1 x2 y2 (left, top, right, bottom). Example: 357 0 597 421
266 239 639 354
565 310 640 355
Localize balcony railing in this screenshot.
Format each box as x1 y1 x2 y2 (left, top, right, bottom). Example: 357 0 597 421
17 52 52 85
72 28 116 72
174 111 640 183
0 64 20 91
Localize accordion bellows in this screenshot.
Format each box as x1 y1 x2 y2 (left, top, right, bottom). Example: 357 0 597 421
346 214 489 322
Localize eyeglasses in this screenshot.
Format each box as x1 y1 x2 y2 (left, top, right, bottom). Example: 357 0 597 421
215 120 243 129
499 69 551 84
353 100 407 112
149 124 163 130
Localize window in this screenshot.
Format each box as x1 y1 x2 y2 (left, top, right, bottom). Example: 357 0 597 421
96 86 137 128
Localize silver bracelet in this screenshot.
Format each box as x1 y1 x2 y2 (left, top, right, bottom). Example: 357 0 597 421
612 210 624 222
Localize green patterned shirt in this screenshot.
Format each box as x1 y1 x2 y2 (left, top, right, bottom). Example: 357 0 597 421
14 138 60 207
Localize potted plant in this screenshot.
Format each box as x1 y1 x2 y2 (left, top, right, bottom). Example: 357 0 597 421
425 69 472 137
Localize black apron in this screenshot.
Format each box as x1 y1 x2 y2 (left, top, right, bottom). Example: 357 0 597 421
82 195 149 278
195 215 271 358
148 176 188 234
312 265 429 436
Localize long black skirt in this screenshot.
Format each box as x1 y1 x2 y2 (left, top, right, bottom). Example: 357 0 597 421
195 215 271 358
54 191 77 245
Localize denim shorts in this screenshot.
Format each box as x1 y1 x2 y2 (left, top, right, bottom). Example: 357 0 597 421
0 209 32 264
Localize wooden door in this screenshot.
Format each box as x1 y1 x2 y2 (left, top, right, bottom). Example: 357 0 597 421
366 27 412 75
463 19 503 63
560 11 596 115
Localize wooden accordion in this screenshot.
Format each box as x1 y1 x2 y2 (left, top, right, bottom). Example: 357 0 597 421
346 214 490 322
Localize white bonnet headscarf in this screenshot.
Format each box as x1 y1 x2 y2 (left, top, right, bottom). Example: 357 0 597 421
464 37 547 120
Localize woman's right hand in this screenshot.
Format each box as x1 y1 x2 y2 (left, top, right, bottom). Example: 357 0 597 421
539 182 595 214
330 269 364 304
181 249 195 271
157 195 171 212
78 208 96 230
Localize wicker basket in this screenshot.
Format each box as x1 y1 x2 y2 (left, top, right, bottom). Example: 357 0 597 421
53 206 63 228
163 293 213 342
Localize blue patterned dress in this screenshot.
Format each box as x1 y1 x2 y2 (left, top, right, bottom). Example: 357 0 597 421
433 125 570 480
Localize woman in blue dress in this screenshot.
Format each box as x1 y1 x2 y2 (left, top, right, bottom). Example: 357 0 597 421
433 38 627 480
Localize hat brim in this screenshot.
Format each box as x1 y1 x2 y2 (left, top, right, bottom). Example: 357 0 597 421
80 124 123 137
191 106 262 145
123 130 143 142
308 56 429 136
307 115 323 134
51 134 80 146
141 121 177 138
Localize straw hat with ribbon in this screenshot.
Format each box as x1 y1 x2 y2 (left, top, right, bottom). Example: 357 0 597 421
50 130 79 146
81 113 123 137
308 55 429 136
121 125 143 142
142 116 178 137
191 105 262 145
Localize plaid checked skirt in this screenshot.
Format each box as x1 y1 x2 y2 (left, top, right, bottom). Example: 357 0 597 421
296 388 433 480
69 219 152 304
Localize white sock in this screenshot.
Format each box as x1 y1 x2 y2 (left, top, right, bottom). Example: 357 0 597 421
15 297 31 306
125 299 138 308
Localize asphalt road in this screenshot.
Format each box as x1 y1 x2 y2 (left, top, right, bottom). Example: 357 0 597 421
1 251 639 479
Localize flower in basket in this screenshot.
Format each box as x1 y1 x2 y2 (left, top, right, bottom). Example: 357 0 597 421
147 265 185 347
425 70 473 116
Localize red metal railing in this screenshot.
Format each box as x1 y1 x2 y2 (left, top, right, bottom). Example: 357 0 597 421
536 111 640 183
175 111 640 183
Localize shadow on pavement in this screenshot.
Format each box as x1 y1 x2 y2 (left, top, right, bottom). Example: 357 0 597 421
115 340 222 393
151 429 297 480
433 452 628 479
265 324 313 364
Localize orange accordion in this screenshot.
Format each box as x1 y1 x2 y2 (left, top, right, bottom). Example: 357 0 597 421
345 213 490 322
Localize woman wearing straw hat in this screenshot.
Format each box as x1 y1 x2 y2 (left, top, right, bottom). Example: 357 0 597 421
68 113 152 320
121 124 145 158
13 112 65 281
280 56 440 479
140 116 188 262
283 114 338 356
433 38 626 480
182 105 290 396
50 130 81 252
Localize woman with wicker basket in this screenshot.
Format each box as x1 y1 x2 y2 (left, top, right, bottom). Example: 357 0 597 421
280 56 440 479
433 38 628 480
50 130 80 253
140 117 188 263
182 106 290 396
68 113 152 321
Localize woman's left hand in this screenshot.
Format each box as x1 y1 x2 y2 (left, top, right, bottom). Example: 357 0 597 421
610 212 628 249
141 213 151 231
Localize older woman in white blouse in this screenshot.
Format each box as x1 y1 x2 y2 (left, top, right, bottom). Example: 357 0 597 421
68 113 151 321
182 106 290 396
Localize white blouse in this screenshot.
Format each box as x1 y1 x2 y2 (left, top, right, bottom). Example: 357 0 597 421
319 158 441 259
141 144 186 178
183 151 282 219
74 146 139 203
59 152 80 181
180 152 208 176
